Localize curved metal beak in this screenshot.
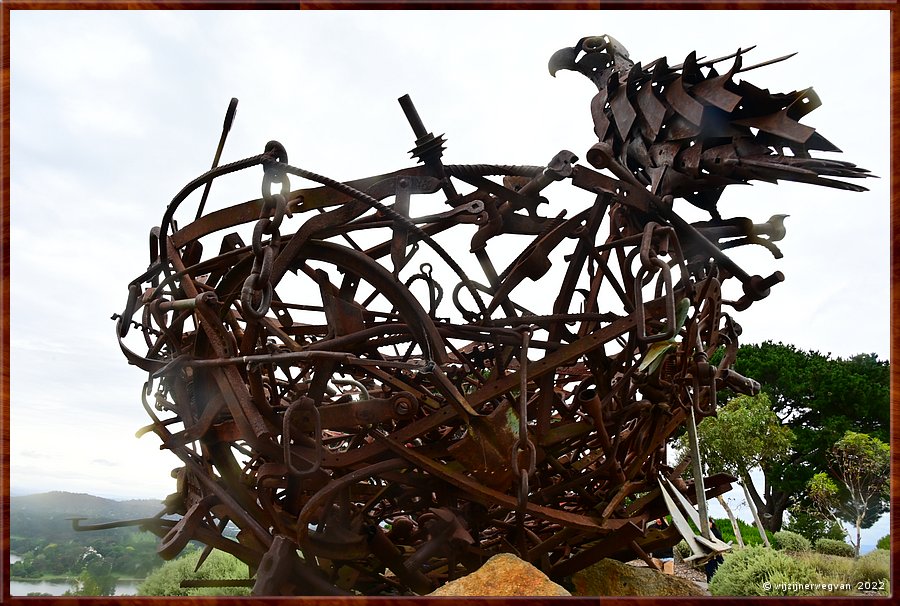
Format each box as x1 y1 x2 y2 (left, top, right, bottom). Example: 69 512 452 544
548 46 579 77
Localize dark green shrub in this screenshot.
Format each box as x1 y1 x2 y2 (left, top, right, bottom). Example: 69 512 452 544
851 549 889 585
708 545 820 596
783 509 828 544
773 530 811 552
876 535 889 551
673 540 692 562
814 538 855 557
784 509 846 545
824 523 847 541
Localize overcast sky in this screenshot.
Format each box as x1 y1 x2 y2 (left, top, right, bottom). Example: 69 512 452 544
8 10 890 547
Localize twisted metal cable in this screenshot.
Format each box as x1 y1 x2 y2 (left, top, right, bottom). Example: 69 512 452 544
158 153 270 264
444 164 544 178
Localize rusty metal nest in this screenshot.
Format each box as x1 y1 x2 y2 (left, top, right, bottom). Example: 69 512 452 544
86 35 871 595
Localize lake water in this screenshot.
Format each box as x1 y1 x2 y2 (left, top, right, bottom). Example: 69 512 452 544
9 556 140 596
10 579 141 596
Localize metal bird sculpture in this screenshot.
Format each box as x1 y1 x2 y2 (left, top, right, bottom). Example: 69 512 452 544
98 35 876 596
549 35 873 220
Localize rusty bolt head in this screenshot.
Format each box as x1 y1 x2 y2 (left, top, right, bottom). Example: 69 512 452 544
394 396 413 417
392 393 418 418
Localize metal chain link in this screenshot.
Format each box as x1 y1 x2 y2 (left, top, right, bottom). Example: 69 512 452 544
283 397 323 478
404 263 444 319
241 141 289 320
510 325 536 545
634 222 676 343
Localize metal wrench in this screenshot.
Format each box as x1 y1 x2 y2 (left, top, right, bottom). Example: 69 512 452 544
410 199 487 224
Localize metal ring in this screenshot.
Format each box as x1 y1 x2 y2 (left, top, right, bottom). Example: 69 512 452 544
283 399 323 478
258 192 288 226
252 219 269 255
634 258 675 343
264 140 288 164
516 468 529 515
256 246 275 286
405 272 444 316
262 167 291 200
241 276 273 319
268 193 287 230
510 439 537 478
452 280 489 323
252 227 282 261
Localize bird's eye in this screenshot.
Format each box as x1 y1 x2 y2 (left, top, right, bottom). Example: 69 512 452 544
583 36 607 52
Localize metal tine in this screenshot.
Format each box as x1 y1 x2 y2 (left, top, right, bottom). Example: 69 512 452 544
657 477 706 562
196 97 239 220
645 45 756 72
737 52 799 74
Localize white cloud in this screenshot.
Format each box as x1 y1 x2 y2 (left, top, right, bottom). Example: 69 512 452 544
11 12 153 88
61 94 149 139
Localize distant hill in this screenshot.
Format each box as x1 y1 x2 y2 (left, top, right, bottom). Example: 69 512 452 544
11 491 164 542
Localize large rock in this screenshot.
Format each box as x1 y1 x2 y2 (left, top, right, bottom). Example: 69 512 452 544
572 558 705 597
428 553 571 596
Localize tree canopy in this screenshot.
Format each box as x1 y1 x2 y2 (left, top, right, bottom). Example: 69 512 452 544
137 547 251 597
64 556 118 597
807 431 890 556
719 342 889 531
677 393 793 542
690 393 794 477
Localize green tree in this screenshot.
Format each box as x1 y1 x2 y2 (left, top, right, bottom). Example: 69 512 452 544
807 431 890 556
726 342 889 531
783 506 846 544
65 557 117 596
677 393 793 543
138 547 251 596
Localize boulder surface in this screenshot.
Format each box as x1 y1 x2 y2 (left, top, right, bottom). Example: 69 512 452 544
428 553 571 596
572 558 705 597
